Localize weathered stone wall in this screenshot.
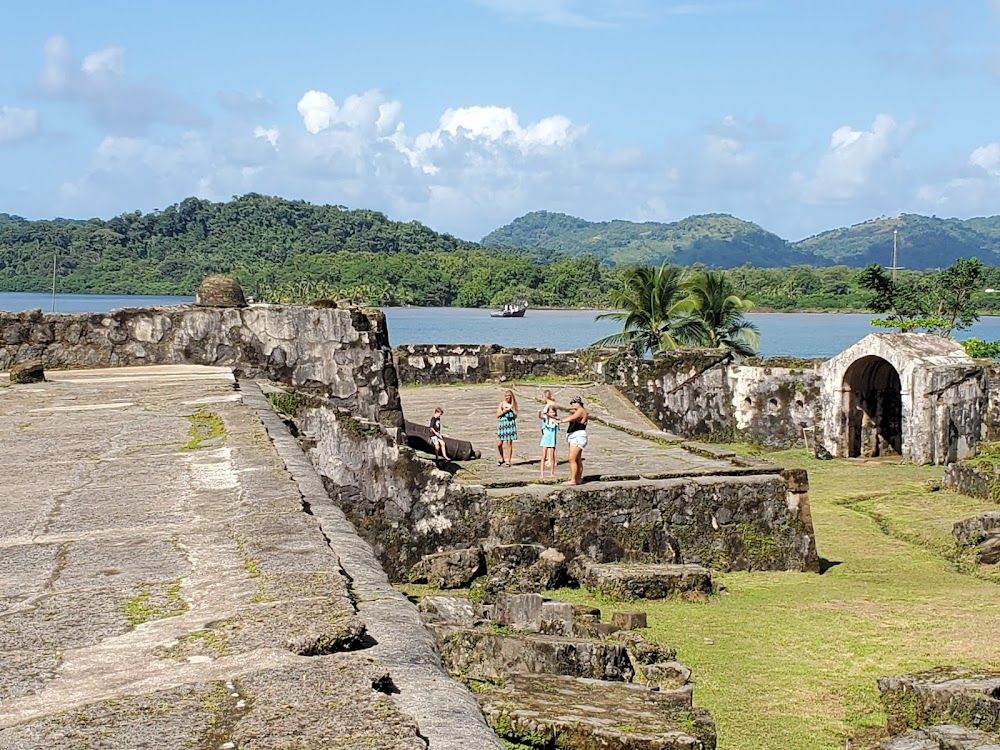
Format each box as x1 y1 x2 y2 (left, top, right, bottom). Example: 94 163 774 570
488 471 820 573
293 396 819 578
983 364 1000 442
0 305 402 429
393 344 582 385
296 402 489 580
596 351 822 448
943 462 1000 503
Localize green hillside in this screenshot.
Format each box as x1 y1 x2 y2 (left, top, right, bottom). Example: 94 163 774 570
484 210 1000 270
482 211 816 268
791 213 1000 268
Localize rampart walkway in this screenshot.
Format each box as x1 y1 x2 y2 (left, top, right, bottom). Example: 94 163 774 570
0 366 500 749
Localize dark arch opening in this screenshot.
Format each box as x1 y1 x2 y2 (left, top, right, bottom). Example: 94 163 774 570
844 356 902 458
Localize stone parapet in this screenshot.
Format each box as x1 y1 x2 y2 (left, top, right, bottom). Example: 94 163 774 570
393 343 582 385
0 304 401 429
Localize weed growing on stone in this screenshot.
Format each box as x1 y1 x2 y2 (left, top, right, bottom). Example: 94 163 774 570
183 408 226 450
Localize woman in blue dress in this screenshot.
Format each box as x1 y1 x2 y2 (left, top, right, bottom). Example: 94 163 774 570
539 404 558 478
495 389 518 467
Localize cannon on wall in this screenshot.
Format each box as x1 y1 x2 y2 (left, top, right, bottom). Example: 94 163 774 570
404 420 481 462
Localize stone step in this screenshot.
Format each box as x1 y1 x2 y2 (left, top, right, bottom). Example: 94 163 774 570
878 668 1000 737
881 725 1000 749
573 558 715 601
427 624 636 683
478 673 716 750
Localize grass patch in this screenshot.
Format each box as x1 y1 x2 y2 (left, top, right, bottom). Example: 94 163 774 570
546 448 1000 750
183 408 226 450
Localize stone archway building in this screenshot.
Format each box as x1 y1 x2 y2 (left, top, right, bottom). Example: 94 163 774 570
818 333 986 465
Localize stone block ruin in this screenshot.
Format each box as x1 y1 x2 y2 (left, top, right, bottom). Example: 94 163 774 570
420 592 717 749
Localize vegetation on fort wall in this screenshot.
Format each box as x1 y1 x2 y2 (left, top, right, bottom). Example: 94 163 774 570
5 194 1000 316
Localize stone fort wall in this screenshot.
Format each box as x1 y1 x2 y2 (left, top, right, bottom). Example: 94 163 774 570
0 304 403 429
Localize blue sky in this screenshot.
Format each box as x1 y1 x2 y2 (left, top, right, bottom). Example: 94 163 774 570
2 0 1000 242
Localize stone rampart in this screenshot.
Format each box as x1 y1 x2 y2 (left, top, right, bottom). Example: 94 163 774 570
0 305 402 429
289 394 819 579
597 351 822 448
393 344 581 385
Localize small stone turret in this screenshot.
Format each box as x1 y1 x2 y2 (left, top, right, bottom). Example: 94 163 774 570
194 275 248 308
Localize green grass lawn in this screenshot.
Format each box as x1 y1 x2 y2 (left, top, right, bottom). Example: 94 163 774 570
546 449 1000 749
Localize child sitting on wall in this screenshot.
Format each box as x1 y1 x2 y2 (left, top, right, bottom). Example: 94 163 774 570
429 407 449 463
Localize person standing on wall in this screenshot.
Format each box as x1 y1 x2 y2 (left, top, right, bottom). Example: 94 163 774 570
496 389 518 467
539 403 559 478
559 396 588 485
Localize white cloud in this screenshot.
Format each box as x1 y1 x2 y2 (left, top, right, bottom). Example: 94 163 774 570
969 143 1000 176
254 126 280 148
296 90 400 136
797 114 903 203
0 106 39 144
36 35 203 134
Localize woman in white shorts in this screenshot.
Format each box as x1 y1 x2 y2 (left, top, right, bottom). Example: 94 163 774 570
559 396 589 485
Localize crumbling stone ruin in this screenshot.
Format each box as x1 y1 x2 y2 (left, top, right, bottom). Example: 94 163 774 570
419 592 717 750
876 667 1000 748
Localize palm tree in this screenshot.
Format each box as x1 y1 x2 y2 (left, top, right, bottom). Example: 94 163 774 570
592 263 703 355
681 270 760 358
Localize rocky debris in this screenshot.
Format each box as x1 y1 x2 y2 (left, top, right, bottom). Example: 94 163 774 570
879 724 1000 749
9 360 44 383
194 274 248 307
879 668 1000 737
954 513 1000 565
410 547 484 589
417 595 479 626
470 544 571 602
572 556 715 601
431 625 637 683
612 610 648 630
479 673 717 750
420 593 711 749
642 662 693 691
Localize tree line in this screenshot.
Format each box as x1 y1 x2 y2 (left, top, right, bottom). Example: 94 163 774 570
3 195 1000 315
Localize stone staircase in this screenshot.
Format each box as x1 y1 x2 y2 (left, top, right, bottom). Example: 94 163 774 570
420 592 717 750
875 668 1000 749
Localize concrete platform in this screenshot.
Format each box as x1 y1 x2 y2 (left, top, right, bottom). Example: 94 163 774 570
0 366 502 749
399 382 754 486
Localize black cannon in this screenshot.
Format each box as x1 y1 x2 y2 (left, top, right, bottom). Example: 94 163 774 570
404 419 481 462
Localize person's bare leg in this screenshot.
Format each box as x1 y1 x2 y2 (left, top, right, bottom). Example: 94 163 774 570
564 444 581 485
504 441 513 465
540 447 546 478
550 448 557 477
497 440 504 464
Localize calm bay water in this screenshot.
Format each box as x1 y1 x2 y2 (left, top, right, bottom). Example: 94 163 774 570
4 292 1000 358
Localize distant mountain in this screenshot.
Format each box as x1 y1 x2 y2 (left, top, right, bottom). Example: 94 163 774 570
792 214 1000 268
482 211 820 268
483 210 1000 270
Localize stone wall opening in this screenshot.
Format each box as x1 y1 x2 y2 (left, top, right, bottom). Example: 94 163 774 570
843 355 902 458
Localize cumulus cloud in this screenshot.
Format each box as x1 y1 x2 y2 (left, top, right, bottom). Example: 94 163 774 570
36 36 203 134
0 106 39 144
296 90 401 136
797 114 905 203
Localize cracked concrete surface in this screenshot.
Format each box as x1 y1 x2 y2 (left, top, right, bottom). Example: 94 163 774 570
0 365 493 749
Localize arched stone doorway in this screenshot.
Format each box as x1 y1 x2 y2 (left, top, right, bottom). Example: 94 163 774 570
843 355 902 458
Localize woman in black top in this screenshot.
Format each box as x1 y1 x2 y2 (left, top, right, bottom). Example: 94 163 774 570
559 396 588 485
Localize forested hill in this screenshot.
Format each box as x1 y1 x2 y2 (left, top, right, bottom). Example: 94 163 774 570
791 214 1000 268
482 211 815 268
483 210 1000 269
0 194 479 297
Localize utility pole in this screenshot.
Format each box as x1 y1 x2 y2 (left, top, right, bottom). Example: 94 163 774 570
51 248 57 313
888 229 903 284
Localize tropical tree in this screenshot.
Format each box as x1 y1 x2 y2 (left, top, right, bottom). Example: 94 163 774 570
680 270 760 357
591 263 702 355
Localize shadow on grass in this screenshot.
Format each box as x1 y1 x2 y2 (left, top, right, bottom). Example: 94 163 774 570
818 558 843 574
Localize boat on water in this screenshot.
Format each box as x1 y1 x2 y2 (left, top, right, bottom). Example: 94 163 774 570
490 302 527 318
